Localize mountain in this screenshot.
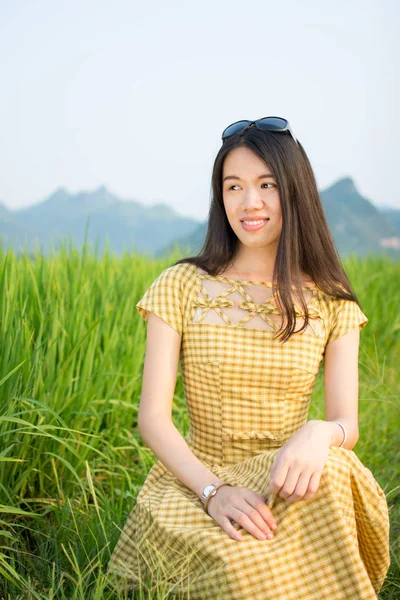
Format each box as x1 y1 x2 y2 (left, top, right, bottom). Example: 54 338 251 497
0 186 200 256
0 201 33 248
161 177 400 259
380 207 400 235
320 177 399 256
0 179 399 258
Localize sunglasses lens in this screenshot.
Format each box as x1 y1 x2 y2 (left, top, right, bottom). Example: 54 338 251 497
256 117 288 131
222 120 251 139
221 117 296 143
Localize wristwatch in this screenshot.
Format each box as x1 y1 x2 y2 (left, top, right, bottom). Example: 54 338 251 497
201 481 225 505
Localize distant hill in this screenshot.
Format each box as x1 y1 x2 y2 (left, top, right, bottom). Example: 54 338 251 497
0 185 199 257
380 206 400 239
0 179 399 258
321 177 399 256
161 177 400 259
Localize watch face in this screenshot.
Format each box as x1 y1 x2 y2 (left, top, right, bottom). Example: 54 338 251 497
203 484 215 496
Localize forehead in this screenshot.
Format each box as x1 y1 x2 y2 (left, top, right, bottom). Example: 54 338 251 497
223 146 273 175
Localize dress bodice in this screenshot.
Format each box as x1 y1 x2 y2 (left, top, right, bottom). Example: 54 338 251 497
136 262 369 466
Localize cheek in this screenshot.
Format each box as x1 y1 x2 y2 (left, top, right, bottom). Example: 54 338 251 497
272 197 282 220
223 198 239 221
225 207 242 234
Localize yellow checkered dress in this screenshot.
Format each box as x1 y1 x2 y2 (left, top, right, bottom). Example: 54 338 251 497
107 262 390 599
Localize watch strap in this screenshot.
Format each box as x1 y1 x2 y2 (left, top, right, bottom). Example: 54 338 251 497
203 481 228 513
201 480 224 504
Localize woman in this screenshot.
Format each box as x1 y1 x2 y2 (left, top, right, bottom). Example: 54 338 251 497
107 117 390 599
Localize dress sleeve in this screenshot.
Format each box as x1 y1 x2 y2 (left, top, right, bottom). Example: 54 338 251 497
135 266 184 336
326 297 369 344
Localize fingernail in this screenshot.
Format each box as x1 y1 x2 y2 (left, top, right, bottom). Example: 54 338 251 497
271 523 277 530
267 533 274 539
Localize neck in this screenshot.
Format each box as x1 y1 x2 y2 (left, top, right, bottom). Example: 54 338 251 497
228 247 277 279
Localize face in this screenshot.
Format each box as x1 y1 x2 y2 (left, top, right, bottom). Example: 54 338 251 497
222 146 283 252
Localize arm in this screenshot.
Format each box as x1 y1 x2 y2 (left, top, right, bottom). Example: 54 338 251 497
135 266 277 542
266 325 363 503
308 325 361 449
137 312 221 499
138 311 278 542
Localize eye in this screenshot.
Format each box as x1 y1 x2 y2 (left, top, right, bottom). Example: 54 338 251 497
227 183 275 191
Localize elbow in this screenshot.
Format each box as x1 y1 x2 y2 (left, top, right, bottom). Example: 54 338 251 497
137 414 154 447
343 423 359 450
137 409 151 440
137 408 171 440
137 408 145 434
350 419 359 446
354 425 359 444
350 426 359 449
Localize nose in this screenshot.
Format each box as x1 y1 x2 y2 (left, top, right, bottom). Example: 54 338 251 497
242 186 264 210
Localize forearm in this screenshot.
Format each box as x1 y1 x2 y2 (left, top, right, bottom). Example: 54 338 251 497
138 416 220 498
307 418 359 449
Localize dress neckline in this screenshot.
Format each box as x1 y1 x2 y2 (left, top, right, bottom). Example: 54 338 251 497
194 266 317 291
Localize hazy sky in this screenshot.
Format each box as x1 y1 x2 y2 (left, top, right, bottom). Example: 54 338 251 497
1 0 398 220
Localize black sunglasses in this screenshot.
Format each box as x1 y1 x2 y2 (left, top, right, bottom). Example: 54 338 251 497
221 116 298 145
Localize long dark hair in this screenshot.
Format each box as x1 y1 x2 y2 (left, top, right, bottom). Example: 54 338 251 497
173 127 362 342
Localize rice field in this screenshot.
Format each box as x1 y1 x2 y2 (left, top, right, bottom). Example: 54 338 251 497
0 238 399 599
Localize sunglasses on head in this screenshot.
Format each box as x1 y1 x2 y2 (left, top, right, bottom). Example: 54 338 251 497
221 116 298 145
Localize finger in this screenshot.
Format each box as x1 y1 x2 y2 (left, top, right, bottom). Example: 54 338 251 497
232 508 273 541
302 470 322 501
277 465 302 499
265 492 277 511
242 500 276 537
285 470 313 503
247 495 278 532
267 459 290 496
219 516 243 542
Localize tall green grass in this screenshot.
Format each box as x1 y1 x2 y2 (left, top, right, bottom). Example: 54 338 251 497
0 238 398 599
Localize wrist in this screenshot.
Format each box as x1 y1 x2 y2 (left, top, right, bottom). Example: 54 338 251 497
194 472 222 499
307 419 346 447
306 419 338 446
201 481 229 513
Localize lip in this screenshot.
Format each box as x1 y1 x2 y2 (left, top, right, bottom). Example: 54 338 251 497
241 218 269 232
240 217 269 221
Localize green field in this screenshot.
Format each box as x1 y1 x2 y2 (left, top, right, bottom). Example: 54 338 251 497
0 240 399 599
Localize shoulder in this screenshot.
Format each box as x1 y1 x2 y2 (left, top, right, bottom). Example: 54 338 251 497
316 287 365 316
139 261 197 303
160 261 196 280
135 262 198 336
319 292 369 345
299 271 316 287
156 262 198 292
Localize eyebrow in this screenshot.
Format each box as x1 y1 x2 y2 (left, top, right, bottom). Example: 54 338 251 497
223 174 276 182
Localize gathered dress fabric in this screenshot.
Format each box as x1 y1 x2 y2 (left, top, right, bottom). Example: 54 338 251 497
107 262 390 599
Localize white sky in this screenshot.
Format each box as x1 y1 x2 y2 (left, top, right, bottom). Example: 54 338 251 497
0 0 399 220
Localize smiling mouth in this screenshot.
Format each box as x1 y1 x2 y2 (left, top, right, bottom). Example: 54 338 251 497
240 218 269 231
241 218 269 224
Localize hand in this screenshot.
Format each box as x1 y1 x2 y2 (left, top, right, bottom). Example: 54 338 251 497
206 485 278 542
266 421 331 504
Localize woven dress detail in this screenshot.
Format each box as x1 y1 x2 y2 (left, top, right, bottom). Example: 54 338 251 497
107 262 390 600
